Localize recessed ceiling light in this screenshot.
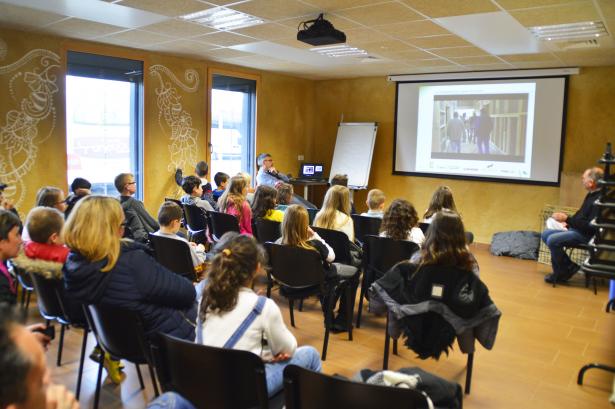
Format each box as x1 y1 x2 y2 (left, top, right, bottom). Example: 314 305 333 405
180 7 264 30
530 21 608 42
310 44 368 58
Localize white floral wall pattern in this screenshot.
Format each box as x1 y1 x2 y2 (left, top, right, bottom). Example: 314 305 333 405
0 41 61 208
149 65 200 194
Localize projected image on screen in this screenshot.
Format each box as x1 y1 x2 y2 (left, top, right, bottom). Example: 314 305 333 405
431 94 529 163
394 77 567 184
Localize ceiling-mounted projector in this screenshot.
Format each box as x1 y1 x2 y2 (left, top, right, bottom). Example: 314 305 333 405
297 14 346 46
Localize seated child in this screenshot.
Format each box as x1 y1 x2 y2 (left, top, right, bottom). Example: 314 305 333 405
361 189 385 218
0 210 22 306
154 201 206 268
212 172 229 203
380 199 424 247
251 185 284 222
275 182 293 212
330 174 356 214
218 175 253 236
181 176 214 212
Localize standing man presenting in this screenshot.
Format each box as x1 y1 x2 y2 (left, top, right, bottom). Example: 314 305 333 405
542 167 603 284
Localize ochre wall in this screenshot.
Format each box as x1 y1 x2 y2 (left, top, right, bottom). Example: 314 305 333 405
311 68 615 243
0 27 315 218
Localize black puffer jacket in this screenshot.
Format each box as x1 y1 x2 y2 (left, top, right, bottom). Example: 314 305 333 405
63 241 196 340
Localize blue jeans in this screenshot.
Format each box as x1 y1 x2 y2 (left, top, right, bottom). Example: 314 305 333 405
147 392 196 409
265 345 322 396
449 140 461 153
542 229 587 278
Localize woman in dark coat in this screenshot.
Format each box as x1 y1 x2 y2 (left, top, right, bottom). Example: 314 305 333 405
62 195 197 341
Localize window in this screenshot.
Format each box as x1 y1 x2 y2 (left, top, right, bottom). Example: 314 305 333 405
210 74 256 185
66 51 143 197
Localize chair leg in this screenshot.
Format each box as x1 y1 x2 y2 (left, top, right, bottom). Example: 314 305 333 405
465 352 474 394
135 364 145 390
577 363 615 385
57 324 66 367
345 284 353 341
298 298 304 312
356 275 366 329
383 315 390 370
322 294 334 362
93 348 104 409
75 328 88 399
147 363 160 397
289 299 295 328
593 278 597 295
392 338 398 355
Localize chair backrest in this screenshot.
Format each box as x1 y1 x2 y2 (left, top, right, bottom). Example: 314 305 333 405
306 208 319 224
164 198 183 207
311 226 352 265
283 365 427 409
149 234 196 281
265 243 326 288
28 273 66 321
208 211 240 240
85 304 148 364
351 214 382 245
182 204 208 232
255 218 281 244
418 222 430 234
153 332 270 409
364 235 419 280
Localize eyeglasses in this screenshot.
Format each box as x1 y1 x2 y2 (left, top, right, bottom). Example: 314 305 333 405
263 159 273 162
126 181 137 185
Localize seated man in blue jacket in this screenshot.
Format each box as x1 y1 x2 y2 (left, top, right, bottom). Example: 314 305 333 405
542 167 603 284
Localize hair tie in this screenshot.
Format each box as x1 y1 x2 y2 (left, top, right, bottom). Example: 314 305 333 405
222 249 231 257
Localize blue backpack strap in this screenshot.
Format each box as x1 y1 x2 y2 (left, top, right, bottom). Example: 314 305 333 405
223 296 267 349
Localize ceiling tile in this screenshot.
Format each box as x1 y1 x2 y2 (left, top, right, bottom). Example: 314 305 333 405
140 19 216 38
431 46 489 58
231 0 319 20
342 27 394 46
232 22 296 40
499 52 560 62
495 0 589 10
407 35 473 49
146 39 219 55
512 61 564 68
361 39 419 57
464 63 514 70
389 48 440 61
0 4 67 30
407 58 457 67
400 0 499 18
376 20 450 40
201 47 257 59
451 55 504 65
100 29 173 45
600 0 615 19
335 2 424 26
118 0 210 17
194 31 255 46
271 37 314 49
300 0 382 12
206 0 249 5
510 1 600 27
42 18 127 40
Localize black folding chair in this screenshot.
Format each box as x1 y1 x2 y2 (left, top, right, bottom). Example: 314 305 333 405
85 304 159 409
149 233 197 281
356 235 419 328
208 211 241 241
351 214 382 246
10 263 34 312
283 365 429 409
152 332 284 409
418 222 430 234
182 204 208 244
311 226 354 266
255 218 282 244
265 243 350 361
28 273 89 399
